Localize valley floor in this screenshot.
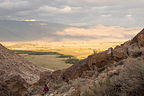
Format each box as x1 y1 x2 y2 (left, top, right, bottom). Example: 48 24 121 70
1 41 122 59
1 41 122 70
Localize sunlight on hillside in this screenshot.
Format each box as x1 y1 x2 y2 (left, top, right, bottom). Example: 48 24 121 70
2 41 122 59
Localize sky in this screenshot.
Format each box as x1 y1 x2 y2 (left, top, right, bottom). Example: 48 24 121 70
0 0 143 27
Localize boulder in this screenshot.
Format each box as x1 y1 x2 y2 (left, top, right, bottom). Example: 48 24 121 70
0 74 29 96
131 28 144 47
62 59 89 81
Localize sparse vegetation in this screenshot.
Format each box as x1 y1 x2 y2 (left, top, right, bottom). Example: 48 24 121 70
56 54 73 58
12 50 60 55
85 58 144 96
65 58 79 64
103 58 144 96
12 50 78 65
21 54 73 70
2 41 122 59
85 79 111 96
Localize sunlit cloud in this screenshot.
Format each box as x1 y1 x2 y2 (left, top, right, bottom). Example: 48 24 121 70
38 5 72 14
55 25 141 42
24 19 37 21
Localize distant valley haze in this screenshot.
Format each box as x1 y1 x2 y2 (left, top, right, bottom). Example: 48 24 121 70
0 20 142 42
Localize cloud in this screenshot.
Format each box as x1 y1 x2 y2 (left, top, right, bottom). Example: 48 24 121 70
0 0 14 9
38 5 72 14
0 0 30 9
0 0 143 27
55 25 142 42
24 19 37 21
101 14 112 17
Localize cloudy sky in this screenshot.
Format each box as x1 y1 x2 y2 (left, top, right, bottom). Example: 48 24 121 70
0 0 143 27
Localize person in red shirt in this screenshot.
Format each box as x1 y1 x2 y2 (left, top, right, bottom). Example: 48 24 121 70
43 84 49 95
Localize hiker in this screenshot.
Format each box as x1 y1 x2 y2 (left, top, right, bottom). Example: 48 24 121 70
43 84 49 95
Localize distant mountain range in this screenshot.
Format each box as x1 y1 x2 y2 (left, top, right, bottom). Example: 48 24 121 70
0 20 69 41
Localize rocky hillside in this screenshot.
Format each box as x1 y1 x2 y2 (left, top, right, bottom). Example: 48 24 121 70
0 43 46 96
31 28 144 96
1 28 144 96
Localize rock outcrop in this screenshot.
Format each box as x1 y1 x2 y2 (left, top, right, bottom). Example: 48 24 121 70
62 44 129 81
0 43 44 96
131 28 144 47
0 74 29 96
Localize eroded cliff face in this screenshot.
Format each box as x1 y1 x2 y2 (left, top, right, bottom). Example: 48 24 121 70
32 28 144 96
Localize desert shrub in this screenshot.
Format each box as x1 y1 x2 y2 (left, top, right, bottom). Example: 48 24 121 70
65 58 79 64
132 51 142 57
12 50 60 55
84 79 111 96
103 58 144 96
56 54 73 58
85 58 144 96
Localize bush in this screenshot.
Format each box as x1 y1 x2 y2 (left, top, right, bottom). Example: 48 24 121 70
12 50 59 55
65 58 79 64
56 54 73 58
85 57 144 96
104 58 144 96
84 79 111 96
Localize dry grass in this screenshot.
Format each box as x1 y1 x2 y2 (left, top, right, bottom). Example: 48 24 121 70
21 54 72 71
1 41 122 70
1 41 122 59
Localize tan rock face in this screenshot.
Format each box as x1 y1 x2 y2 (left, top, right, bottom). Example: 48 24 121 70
131 28 144 47
0 43 43 96
62 59 89 81
87 48 114 69
2 74 29 96
62 46 128 81
0 43 41 83
113 45 128 61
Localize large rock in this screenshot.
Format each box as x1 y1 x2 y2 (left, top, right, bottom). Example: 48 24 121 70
0 43 43 95
131 28 144 47
62 59 89 81
0 74 29 96
0 43 41 83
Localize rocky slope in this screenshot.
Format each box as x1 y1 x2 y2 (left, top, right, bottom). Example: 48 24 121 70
0 43 46 96
1 28 144 96
31 28 144 96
